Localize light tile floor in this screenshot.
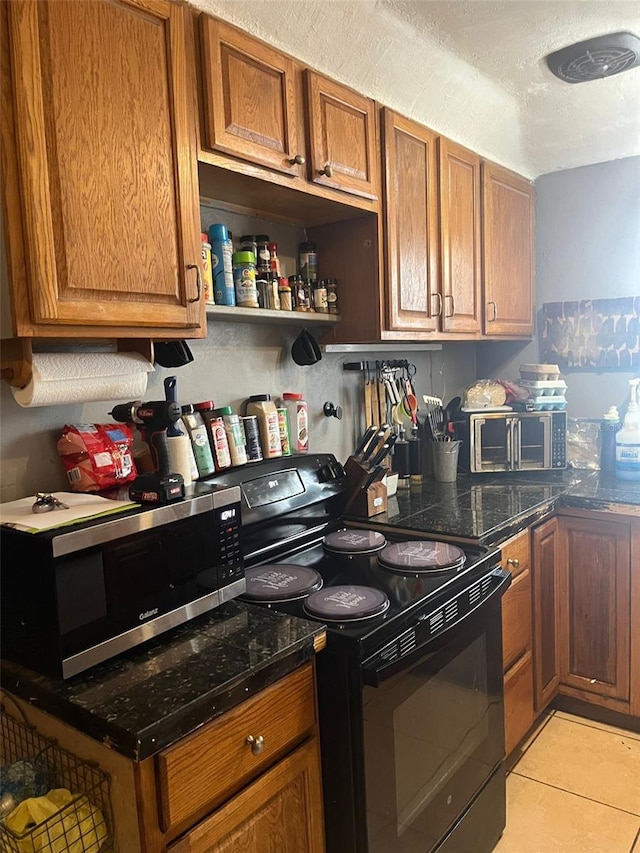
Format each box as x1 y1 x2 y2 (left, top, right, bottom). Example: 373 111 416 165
494 710 640 853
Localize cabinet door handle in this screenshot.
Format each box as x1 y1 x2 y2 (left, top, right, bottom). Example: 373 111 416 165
245 734 265 756
432 292 443 317
487 300 498 321
288 153 305 165
506 557 520 568
186 264 202 303
445 294 455 317
317 164 333 177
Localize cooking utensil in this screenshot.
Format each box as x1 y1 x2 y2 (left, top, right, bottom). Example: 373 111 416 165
423 395 447 441
355 425 379 458
369 432 398 468
362 426 391 464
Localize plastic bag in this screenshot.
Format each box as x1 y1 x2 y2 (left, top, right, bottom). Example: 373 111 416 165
4 787 107 853
566 418 600 469
57 424 137 492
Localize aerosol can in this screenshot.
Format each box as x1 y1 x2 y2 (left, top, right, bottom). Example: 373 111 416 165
615 378 640 481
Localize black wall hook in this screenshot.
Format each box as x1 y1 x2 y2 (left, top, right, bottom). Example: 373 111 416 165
323 401 343 420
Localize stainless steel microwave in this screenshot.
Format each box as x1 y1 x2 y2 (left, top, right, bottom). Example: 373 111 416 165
454 411 567 473
0 487 243 679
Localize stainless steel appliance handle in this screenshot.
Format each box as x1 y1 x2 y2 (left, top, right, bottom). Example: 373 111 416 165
513 418 522 469
542 415 552 467
472 417 485 472
361 568 511 687
506 418 514 470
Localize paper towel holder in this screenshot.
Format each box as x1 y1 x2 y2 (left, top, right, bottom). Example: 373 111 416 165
1 338 32 388
1 337 155 389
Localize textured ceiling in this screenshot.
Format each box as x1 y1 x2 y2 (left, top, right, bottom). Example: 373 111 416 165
196 0 640 177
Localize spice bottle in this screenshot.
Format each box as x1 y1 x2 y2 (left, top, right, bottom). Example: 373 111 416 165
200 234 214 304
241 415 263 462
214 406 248 467
326 278 339 315
290 275 311 312
280 393 309 454
277 407 292 456
245 395 282 459
181 404 216 478
268 242 281 277
240 235 257 259
195 401 232 471
232 251 259 308
279 277 293 311
255 234 271 273
298 241 318 282
311 280 328 313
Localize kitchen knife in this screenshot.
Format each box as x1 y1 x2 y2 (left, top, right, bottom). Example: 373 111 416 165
364 464 387 490
369 432 398 468
363 426 392 464
354 425 379 459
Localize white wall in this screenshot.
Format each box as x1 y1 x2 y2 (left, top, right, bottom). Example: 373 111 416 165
477 156 640 418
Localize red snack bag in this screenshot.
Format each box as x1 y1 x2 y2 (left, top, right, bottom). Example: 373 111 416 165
57 423 137 492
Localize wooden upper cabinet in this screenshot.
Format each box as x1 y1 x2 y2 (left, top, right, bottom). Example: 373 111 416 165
3 0 204 337
558 515 631 708
439 139 482 334
382 109 439 333
482 162 534 337
199 17 302 177
305 71 378 200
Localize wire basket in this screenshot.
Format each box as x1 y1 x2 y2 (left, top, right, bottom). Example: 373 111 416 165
0 696 115 852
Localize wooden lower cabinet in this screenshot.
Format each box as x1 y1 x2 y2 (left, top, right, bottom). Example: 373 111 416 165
168 739 324 853
500 529 534 756
531 517 561 712
558 512 637 715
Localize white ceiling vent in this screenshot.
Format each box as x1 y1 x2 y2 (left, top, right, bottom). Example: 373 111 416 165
546 32 640 83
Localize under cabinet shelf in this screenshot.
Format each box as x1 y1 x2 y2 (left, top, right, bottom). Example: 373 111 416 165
205 305 340 326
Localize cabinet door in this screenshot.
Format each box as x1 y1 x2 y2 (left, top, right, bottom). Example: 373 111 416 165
558 515 631 707
168 739 325 853
503 651 534 757
482 162 534 337
439 139 482 334
382 109 439 333
6 0 203 336
199 17 302 177
306 71 378 200
531 517 560 711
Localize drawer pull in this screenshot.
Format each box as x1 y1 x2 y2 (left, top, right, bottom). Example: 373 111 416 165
317 164 333 178
506 558 520 568
288 153 305 165
245 734 265 756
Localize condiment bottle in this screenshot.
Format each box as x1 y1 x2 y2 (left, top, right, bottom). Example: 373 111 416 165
268 242 281 277
290 275 310 312
280 393 308 454
255 234 271 273
277 406 292 456
326 278 339 315
245 395 282 459
200 234 214 304
311 279 328 313
269 270 281 310
232 251 259 308
214 405 248 467
279 277 293 311
181 404 215 478
298 241 318 282
195 401 232 470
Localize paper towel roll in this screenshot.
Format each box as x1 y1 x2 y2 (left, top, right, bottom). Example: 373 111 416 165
11 352 154 408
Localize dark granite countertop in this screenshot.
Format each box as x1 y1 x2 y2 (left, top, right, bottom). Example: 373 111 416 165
1 601 324 762
365 469 640 546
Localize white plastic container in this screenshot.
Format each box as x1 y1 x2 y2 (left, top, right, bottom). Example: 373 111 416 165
245 395 282 459
615 379 640 481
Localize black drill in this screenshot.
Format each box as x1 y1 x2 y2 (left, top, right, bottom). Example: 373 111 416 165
109 400 185 504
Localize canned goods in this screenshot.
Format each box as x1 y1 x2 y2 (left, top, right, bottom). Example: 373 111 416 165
242 415 263 462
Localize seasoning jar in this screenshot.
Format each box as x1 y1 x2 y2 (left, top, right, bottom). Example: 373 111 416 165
245 394 282 459
232 251 259 308
326 278 339 315
279 277 292 311
268 242 281 277
241 415 263 462
256 271 271 310
213 405 248 467
280 393 309 454
181 404 215 478
239 235 257 260
269 270 281 310
290 275 311 312
195 402 232 471
255 234 271 273
298 241 318 282
200 234 214 304
311 280 328 313
277 407 292 456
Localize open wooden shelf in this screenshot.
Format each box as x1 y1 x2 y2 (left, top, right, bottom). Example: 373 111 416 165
205 305 340 326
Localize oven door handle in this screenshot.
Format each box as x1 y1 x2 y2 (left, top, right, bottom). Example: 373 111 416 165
361 568 511 687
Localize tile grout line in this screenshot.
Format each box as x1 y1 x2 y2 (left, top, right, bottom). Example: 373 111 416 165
510 711 555 771
554 713 640 743
510 770 640 821
630 825 640 853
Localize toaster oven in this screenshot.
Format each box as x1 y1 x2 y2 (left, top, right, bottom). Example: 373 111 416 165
454 411 567 473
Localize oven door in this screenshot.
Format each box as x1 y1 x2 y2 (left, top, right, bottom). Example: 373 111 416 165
361 593 505 853
471 415 513 472
516 413 552 470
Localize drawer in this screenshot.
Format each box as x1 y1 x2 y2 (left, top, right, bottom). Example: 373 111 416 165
504 650 534 757
500 529 530 578
502 567 532 672
157 662 316 833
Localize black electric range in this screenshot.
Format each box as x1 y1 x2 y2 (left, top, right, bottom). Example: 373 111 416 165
198 453 509 853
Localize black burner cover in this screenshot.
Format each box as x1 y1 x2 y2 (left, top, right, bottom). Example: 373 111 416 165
378 541 466 573
323 529 386 554
243 564 323 602
304 585 389 622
